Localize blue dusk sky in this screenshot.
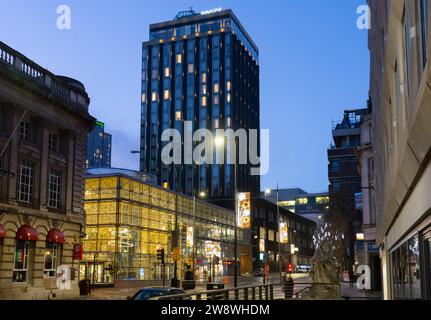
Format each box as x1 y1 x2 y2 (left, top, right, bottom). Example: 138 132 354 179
0 0 370 193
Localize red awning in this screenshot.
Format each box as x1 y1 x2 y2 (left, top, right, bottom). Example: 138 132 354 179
46 229 65 244
0 224 5 238
16 225 39 241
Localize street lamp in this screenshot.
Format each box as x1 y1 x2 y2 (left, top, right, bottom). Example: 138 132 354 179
192 191 206 272
265 185 283 284
214 135 239 287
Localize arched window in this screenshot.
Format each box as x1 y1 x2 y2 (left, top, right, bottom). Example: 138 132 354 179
44 229 65 278
13 225 38 283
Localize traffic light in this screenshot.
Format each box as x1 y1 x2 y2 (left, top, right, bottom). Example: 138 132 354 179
287 263 293 274
157 249 165 264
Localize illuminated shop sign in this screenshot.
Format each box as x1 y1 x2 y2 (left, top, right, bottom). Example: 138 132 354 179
237 192 251 228
280 222 289 244
186 227 194 247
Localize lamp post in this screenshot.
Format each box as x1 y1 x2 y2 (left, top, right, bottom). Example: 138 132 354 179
192 192 206 273
215 135 238 288
265 185 283 284
171 194 179 288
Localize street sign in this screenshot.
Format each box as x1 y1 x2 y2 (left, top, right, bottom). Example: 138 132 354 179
172 247 180 261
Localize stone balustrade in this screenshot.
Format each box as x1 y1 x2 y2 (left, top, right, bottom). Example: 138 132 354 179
0 41 89 110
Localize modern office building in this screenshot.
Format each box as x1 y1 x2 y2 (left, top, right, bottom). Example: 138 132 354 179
356 107 382 292
81 168 251 285
0 41 95 299
328 108 368 270
140 8 260 202
262 188 329 227
86 120 112 168
250 198 316 273
368 0 431 300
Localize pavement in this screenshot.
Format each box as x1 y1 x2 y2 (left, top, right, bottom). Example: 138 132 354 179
77 273 382 300
340 282 383 300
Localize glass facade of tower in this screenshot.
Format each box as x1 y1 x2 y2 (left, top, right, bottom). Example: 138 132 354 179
140 9 260 201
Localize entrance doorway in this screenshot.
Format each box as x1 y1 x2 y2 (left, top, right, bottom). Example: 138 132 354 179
79 262 114 284
370 253 382 291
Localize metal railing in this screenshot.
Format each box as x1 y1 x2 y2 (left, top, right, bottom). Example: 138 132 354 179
0 41 89 110
147 280 381 301
151 283 276 301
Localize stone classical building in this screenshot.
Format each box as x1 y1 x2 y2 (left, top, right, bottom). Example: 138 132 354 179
368 0 431 299
0 41 95 299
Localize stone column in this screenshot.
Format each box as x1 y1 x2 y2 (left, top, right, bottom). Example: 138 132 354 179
39 120 49 211
7 111 20 203
66 131 75 214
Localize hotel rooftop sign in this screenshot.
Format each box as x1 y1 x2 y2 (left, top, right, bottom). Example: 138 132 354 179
200 8 223 15
174 8 223 20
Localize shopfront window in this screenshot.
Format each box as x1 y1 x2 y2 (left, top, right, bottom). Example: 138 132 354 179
392 237 421 300
408 235 421 299
13 241 32 283
44 243 61 277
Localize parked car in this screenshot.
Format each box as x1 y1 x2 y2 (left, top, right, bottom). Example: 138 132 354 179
127 287 190 300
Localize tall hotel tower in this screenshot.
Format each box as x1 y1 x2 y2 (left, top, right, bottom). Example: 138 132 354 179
140 8 260 203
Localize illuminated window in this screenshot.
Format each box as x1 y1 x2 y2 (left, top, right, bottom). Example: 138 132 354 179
201 73 207 83
214 95 219 105
316 196 330 204
163 182 169 189
141 93 146 103
227 93 231 103
164 67 170 77
259 227 266 239
202 85 207 95
268 230 275 242
296 198 308 205
226 117 231 128
214 83 219 93
188 64 194 73
176 54 182 64
44 243 60 277
151 92 157 102
163 90 170 100
278 200 296 207
214 119 219 128
201 96 207 106
226 81 231 91
175 111 182 121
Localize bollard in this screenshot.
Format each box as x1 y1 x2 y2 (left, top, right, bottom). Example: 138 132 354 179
284 276 294 299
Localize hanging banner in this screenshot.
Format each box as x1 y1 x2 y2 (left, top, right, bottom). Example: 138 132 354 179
280 222 289 244
236 192 251 228
186 227 194 247
72 244 83 260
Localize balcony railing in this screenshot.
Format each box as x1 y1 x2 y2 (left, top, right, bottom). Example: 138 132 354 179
0 41 89 110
